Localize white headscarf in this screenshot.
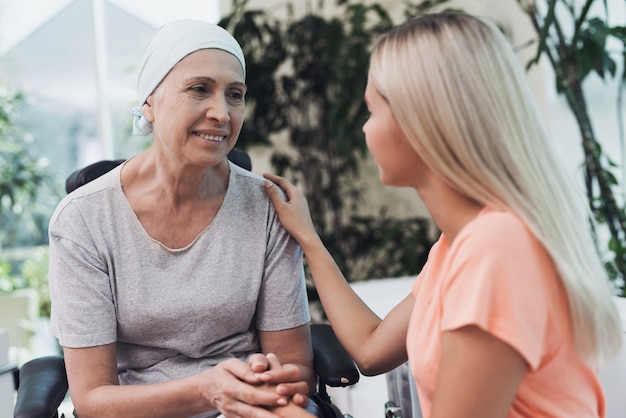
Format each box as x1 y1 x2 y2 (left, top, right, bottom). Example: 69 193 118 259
132 19 246 136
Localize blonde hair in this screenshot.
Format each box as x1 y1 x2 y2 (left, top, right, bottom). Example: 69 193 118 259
369 12 622 366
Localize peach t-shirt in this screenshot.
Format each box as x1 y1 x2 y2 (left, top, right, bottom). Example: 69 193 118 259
407 207 605 417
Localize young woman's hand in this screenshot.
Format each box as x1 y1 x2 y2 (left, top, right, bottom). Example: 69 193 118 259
263 173 319 247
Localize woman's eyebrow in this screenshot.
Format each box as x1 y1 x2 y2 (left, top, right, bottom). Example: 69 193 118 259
188 76 246 89
229 81 247 90
188 76 216 84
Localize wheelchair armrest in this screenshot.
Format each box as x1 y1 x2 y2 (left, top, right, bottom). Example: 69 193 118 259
14 355 68 418
0 363 19 391
311 323 360 387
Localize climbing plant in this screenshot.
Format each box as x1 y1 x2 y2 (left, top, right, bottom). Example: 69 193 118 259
518 0 626 295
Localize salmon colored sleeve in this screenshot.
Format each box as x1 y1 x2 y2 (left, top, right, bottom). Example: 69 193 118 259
439 211 562 371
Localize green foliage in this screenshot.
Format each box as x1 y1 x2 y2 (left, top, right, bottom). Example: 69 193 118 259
0 246 50 317
0 84 53 247
271 3 392 236
20 247 51 317
323 214 433 281
519 0 626 295
220 3 288 149
220 0 441 281
0 260 27 292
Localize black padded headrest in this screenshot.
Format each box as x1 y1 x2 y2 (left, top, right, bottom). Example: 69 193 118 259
227 147 252 171
65 159 125 194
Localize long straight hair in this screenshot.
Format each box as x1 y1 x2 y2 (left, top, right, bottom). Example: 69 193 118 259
369 12 622 366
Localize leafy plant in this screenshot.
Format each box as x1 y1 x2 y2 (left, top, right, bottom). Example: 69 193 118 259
0 246 50 317
20 246 51 317
518 0 626 295
0 83 52 248
220 0 442 281
0 260 26 293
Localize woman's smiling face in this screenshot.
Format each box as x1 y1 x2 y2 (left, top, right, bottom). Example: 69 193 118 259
142 48 246 168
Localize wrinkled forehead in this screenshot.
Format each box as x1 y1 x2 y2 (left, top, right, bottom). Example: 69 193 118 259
165 48 246 86
137 19 246 104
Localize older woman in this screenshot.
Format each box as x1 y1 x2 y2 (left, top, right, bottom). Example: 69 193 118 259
49 20 315 418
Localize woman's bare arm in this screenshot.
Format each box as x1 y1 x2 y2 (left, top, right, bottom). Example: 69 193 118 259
264 174 411 375
430 325 527 418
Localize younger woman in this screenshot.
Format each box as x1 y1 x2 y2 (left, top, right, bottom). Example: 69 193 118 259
264 12 623 418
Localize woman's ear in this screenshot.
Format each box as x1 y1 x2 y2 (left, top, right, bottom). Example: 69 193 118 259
141 98 154 122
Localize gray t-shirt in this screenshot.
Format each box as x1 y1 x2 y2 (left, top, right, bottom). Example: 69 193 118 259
49 161 309 412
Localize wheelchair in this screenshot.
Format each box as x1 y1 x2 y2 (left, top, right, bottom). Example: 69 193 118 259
13 323 359 418
13 149 360 418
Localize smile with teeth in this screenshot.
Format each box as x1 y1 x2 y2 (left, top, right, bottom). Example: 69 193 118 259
194 132 227 142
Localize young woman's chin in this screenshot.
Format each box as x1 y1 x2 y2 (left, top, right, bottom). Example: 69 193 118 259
377 170 399 187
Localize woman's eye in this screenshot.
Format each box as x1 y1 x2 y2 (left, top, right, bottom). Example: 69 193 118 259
190 85 209 95
227 90 245 104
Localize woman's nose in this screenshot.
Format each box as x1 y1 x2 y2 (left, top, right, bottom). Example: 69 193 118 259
205 95 230 123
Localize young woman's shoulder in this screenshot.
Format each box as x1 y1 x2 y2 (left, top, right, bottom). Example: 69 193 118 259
454 207 540 256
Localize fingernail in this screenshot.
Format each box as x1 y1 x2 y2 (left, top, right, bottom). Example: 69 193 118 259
277 398 287 406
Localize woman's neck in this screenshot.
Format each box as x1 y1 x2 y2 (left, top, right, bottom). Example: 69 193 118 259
124 150 230 205
417 176 484 244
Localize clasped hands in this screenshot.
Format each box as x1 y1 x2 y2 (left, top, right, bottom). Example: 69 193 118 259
209 352 311 418
251 352 310 407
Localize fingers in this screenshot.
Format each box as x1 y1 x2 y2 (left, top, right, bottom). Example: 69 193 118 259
262 173 287 186
263 172 319 251
265 352 282 370
263 173 298 200
214 388 285 418
222 358 262 385
263 174 307 207
259 353 285 383
275 381 310 401
210 361 290 415
291 392 311 408
248 353 269 374
258 354 310 406
263 178 286 206
258 354 301 383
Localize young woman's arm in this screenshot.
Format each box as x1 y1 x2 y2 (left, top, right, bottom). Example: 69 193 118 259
431 325 527 418
264 174 411 375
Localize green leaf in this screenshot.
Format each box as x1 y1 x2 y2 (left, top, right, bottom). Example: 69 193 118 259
530 0 558 67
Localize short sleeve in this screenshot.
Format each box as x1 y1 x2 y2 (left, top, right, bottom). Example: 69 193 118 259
254 187 309 331
231 171 310 331
48 201 117 348
440 211 561 370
